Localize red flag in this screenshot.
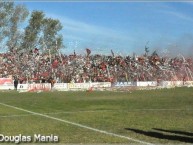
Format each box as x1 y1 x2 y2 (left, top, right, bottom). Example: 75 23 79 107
86 48 91 56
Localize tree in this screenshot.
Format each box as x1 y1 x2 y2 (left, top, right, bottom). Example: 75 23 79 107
6 4 29 51
0 2 64 53
0 2 14 47
0 2 29 51
22 11 45 50
39 18 63 53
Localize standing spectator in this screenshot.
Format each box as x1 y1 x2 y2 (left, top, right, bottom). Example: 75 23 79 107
48 77 55 89
14 77 19 90
41 77 46 83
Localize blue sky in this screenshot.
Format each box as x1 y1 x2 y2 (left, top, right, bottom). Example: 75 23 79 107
17 2 193 56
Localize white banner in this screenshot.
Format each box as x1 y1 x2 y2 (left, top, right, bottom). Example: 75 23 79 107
16 82 111 92
0 78 14 90
90 82 111 88
17 84 28 91
28 83 51 92
172 81 183 86
67 82 111 90
135 81 157 87
113 82 133 87
53 83 68 91
0 84 14 90
68 83 90 89
183 81 193 86
160 81 184 87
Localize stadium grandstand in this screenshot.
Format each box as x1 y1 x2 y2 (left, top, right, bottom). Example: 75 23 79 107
0 48 193 92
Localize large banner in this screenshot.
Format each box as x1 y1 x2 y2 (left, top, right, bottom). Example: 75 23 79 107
0 78 14 90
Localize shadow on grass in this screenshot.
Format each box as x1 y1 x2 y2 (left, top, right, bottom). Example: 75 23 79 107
153 128 193 137
125 128 193 143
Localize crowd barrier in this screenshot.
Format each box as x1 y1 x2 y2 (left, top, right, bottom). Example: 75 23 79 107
113 81 193 88
0 77 192 91
17 82 112 92
55 82 112 91
113 81 157 87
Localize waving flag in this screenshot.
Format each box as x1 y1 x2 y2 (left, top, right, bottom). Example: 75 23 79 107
111 49 114 57
86 48 91 56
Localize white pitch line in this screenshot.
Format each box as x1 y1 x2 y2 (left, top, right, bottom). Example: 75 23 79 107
0 102 153 145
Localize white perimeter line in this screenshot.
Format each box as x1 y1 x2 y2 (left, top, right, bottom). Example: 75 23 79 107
0 102 153 145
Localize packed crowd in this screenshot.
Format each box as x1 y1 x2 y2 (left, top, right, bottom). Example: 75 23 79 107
0 48 193 84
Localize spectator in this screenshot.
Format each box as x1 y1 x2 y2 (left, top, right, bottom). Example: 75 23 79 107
0 48 192 83
14 77 19 90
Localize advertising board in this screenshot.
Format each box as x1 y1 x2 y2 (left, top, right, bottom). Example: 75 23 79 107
53 83 68 91
113 82 133 87
28 83 51 92
0 78 14 90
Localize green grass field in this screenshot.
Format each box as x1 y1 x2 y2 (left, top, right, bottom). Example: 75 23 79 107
0 87 193 144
